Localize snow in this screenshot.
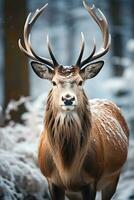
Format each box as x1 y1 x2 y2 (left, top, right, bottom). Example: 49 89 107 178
0 97 50 200
0 96 134 200
5 97 31 120
115 141 134 200
90 99 128 152
127 39 134 52
102 59 134 132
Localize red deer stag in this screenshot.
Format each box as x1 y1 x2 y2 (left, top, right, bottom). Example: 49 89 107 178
18 1 129 200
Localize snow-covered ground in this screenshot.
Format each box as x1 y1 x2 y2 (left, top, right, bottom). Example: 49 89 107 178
0 96 134 200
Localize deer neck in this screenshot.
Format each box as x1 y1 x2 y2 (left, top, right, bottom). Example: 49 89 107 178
45 90 91 170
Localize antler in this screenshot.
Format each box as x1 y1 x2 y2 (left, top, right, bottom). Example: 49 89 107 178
76 0 111 69
18 3 59 69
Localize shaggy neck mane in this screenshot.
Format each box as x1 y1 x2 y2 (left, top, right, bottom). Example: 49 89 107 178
45 90 91 169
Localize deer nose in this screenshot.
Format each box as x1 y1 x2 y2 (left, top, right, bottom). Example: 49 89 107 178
62 94 75 106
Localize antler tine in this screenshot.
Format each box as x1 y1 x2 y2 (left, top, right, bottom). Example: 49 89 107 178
28 34 54 67
76 32 85 67
18 3 56 68
28 4 59 67
81 37 96 68
80 0 111 68
26 4 54 66
47 35 59 66
18 13 38 61
18 38 36 60
23 13 33 53
87 6 111 50
29 4 48 27
97 8 109 48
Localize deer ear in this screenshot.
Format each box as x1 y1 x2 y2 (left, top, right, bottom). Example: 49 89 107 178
31 61 54 80
80 61 104 80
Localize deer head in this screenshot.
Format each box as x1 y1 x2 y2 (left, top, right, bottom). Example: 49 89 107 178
18 1 111 112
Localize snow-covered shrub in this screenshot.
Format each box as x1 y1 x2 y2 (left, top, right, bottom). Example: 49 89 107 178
0 97 50 200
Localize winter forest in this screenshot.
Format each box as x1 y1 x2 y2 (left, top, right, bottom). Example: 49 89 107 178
0 0 134 199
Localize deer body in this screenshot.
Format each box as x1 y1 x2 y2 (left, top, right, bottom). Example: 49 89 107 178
19 1 129 199
38 94 128 199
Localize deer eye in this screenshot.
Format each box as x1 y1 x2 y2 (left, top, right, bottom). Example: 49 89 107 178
78 80 83 86
52 81 57 86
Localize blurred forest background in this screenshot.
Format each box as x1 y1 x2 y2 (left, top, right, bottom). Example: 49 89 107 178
0 0 134 199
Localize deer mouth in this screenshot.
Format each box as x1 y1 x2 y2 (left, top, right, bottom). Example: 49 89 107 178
61 105 76 111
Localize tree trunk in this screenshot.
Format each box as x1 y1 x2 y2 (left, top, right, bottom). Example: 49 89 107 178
109 0 124 76
3 0 29 121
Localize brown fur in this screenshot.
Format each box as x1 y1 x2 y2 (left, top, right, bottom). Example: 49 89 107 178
38 90 129 198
